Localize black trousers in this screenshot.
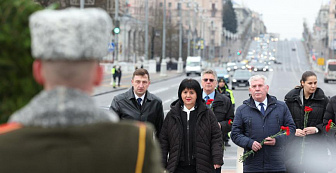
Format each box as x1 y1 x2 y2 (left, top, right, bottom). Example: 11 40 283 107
174 165 196 173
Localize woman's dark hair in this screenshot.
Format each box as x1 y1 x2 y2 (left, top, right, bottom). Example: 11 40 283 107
300 71 317 87
178 78 202 104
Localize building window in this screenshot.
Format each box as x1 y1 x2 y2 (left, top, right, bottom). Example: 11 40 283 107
211 3 216 17
177 2 181 10
168 2 172 8
159 2 162 7
70 0 95 5
211 39 215 44
335 13 336 19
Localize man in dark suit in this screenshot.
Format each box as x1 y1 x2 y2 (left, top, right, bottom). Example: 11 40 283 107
110 68 164 138
0 6 162 173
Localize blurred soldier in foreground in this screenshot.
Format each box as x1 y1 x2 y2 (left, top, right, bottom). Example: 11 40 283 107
0 7 162 173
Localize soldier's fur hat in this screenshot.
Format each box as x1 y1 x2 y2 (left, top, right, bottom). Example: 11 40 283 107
29 8 112 60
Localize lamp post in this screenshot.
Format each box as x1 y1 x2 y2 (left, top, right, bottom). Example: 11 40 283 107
192 4 198 56
161 0 167 76
114 0 119 63
178 2 183 73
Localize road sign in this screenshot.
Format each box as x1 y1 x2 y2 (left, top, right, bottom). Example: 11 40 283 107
108 43 115 52
317 58 325 66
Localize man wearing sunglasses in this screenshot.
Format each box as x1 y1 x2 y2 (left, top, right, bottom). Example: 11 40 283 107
201 69 235 173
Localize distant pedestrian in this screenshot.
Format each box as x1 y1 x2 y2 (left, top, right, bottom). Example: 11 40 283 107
0 7 163 173
111 65 117 88
231 75 295 173
217 78 235 109
201 69 234 173
216 78 235 149
159 78 223 173
110 68 164 138
284 71 329 173
117 66 122 87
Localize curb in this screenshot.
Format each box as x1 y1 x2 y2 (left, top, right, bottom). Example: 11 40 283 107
93 72 185 97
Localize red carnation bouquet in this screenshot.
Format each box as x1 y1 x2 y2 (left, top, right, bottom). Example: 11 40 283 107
326 119 336 132
300 106 312 164
239 126 290 162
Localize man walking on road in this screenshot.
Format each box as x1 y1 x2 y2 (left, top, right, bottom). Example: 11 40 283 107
231 75 295 173
201 69 235 173
110 68 164 138
0 7 162 173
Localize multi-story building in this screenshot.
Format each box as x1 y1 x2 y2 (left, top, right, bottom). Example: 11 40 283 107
314 5 328 45
127 0 224 60
328 1 336 52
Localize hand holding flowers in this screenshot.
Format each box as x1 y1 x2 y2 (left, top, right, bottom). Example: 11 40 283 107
239 126 290 163
326 119 336 132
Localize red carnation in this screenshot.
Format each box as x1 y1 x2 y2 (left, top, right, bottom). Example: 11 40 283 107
326 119 335 132
206 99 214 105
304 106 313 112
286 127 290 136
326 124 331 132
228 119 233 125
281 126 286 131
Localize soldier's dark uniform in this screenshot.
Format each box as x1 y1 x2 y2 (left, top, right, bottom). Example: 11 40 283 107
0 121 162 173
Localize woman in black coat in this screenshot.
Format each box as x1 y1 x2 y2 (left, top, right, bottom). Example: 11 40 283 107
284 71 329 173
159 78 223 173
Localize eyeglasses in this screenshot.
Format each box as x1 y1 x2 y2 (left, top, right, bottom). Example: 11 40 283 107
202 78 215 82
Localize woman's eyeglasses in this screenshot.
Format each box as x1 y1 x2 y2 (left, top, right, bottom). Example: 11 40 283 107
202 78 215 82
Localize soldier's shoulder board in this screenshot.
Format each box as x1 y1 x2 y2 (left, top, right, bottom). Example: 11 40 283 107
0 122 23 135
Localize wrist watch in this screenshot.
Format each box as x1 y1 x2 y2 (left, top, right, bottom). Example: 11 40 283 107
315 127 319 133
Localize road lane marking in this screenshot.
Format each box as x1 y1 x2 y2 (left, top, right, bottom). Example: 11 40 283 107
151 87 169 94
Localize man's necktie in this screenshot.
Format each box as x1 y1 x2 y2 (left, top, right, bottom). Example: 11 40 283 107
259 103 265 115
137 98 142 107
205 95 210 102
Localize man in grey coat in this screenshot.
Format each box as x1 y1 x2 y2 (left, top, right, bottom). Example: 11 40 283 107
231 75 295 173
110 68 164 138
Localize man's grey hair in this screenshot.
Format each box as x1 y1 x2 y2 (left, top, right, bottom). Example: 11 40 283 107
249 75 268 86
201 69 217 80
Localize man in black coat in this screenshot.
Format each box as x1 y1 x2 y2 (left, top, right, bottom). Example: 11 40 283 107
110 68 164 138
201 69 234 173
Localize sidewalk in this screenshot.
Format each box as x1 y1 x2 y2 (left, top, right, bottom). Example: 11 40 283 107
93 70 185 96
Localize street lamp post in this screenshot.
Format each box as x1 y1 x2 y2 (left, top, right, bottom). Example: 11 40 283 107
161 0 167 76
114 0 119 63
178 2 183 73
192 4 198 56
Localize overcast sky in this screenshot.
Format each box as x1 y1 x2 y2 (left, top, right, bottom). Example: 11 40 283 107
234 0 330 39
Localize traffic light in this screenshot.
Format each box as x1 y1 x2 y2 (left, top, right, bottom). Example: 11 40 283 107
113 20 120 34
237 50 242 55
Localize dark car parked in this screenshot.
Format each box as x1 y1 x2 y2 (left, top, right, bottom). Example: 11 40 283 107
231 70 252 90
